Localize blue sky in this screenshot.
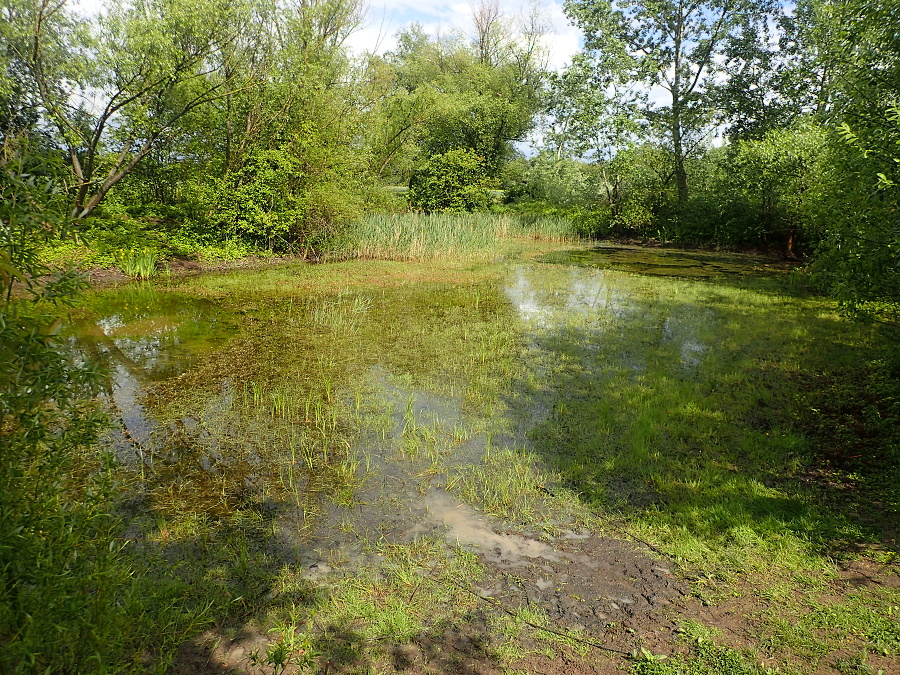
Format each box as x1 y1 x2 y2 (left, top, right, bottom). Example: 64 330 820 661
347 0 583 69
73 0 584 70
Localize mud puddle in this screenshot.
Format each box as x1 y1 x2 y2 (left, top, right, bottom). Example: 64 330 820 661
420 490 685 630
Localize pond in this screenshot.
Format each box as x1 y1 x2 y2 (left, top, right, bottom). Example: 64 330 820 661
62 244 897 673
66 245 826 560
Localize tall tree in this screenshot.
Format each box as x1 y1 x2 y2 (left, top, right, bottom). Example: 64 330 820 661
713 0 842 140
564 0 776 202
366 5 548 183
2 0 250 216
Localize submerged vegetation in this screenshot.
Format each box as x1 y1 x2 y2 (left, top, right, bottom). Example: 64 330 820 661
3 231 894 673
1 0 899 672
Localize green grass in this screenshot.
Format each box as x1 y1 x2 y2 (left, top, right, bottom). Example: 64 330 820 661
115 247 159 278
508 267 882 577
332 212 581 261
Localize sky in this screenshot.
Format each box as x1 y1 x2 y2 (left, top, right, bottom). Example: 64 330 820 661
72 0 585 71
348 0 583 70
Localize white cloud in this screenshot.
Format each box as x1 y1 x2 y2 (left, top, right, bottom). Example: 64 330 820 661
350 0 582 68
72 0 584 70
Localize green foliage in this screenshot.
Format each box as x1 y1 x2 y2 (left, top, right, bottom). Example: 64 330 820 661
503 153 592 207
0 152 220 673
0 156 123 671
214 149 307 246
407 149 494 213
713 123 827 250
564 0 778 202
115 248 159 278
366 19 546 183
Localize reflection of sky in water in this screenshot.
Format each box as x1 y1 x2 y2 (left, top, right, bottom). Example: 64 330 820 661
505 266 631 327
113 335 177 374
97 314 124 334
110 364 152 447
67 288 237 462
663 317 708 369
505 267 545 322
506 264 710 375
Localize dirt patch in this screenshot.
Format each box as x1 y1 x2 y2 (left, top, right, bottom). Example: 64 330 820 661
418 491 686 635
172 629 272 674
478 534 683 631
838 558 900 589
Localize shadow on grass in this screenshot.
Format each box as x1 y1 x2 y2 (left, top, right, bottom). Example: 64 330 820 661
132 495 516 674
504 262 898 573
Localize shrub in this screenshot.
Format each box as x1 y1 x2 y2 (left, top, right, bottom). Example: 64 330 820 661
213 148 307 248
407 149 494 212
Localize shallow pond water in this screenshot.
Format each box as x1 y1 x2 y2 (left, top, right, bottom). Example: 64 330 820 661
68 246 827 574
539 243 796 278
65 284 237 450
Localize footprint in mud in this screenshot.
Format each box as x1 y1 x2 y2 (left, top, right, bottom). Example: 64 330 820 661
418 490 686 631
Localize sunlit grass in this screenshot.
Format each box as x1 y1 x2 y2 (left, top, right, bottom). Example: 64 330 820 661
116 248 159 278
514 268 864 577
333 212 581 261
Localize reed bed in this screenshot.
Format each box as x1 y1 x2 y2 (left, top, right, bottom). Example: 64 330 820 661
334 212 580 261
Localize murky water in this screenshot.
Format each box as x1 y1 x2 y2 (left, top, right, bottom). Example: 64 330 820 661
68 247 803 572
539 244 795 278
65 284 238 453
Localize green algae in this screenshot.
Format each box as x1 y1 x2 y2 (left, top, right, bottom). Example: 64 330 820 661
539 243 799 279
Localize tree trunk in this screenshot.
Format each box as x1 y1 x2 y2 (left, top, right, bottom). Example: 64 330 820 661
672 6 689 205
672 112 688 204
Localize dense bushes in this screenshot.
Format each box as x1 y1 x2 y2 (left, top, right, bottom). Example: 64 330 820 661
407 149 494 212
1 160 127 670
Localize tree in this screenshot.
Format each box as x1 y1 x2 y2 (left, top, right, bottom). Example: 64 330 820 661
544 52 641 160
806 0 900 319
407 148 493 212
2 0 251 216
564 0 776 202
712 0 842 140
192 0 367 250
366 5 547 184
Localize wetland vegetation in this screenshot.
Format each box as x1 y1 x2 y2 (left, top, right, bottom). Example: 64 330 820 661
2 0 899 673
6 235 894 675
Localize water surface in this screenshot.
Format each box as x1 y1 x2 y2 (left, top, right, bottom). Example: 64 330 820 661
68 247 819 571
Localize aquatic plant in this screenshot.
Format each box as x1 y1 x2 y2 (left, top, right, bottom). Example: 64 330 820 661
334 212 580 261
116 248 159 278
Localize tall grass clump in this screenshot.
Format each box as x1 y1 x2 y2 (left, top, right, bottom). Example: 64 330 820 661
508 213 583 241
335 212 582 261
115 247 159 278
